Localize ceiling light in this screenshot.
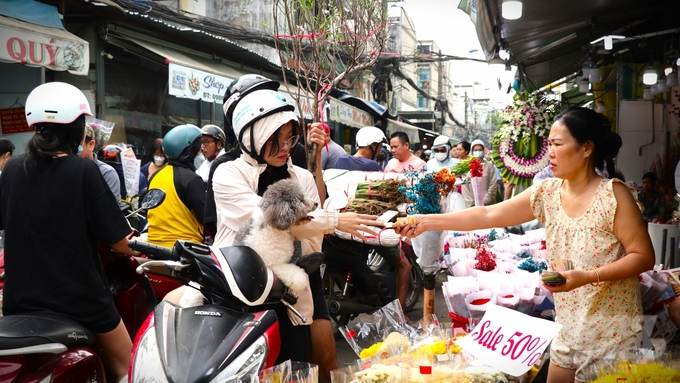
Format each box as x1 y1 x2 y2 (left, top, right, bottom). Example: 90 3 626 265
667 72 679 88
643 66 658 85
575 69 584 83
589 67 602 83
665 67 674 76
502 0 522 20
578 78 590 93
596 102 605 114
643 87 653 100
590 35 625 50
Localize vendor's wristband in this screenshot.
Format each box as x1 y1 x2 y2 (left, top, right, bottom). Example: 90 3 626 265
591 268 601 286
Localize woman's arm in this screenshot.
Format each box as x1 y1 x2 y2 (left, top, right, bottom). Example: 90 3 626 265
307 123 327 206
398 186 536 236
549 182 655 292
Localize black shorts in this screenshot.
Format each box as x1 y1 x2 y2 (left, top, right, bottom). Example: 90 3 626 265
79 302 122 333
373 245 401 266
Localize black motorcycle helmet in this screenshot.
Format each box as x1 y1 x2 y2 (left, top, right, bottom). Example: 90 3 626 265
222 75 280 132
98 144 122 164
200 124 226 146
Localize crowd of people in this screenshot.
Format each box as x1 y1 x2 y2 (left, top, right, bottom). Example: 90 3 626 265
1 77 674 383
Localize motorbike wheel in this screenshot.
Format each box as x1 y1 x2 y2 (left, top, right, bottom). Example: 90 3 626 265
322 267 351 336
404 260 423 312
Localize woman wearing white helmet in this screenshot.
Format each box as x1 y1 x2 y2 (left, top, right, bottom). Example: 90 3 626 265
211 89 381 381
0 82 137 381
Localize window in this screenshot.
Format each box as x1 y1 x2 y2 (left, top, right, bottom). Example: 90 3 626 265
417 95 429 109
417 67 430 84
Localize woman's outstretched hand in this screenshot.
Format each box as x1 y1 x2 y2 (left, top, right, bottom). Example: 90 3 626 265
337 213 383 242
393 215 424 238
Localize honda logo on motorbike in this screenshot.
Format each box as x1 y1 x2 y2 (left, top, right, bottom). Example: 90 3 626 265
194 310 222 317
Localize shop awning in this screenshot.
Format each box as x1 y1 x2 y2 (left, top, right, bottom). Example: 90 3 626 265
332 90 393 119
328 98 374 128
0 13 89 76
107 31 245 104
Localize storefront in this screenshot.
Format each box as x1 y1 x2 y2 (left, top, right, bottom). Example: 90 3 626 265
0 3 91 154
327 98 374 152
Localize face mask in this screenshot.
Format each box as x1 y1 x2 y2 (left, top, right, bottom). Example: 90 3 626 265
76 145 83 155
434 152 448 162
153 155 165 166
193 153 206 169
473 151 484 158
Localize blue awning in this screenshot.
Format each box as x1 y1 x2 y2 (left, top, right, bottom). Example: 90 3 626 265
0 0 65 30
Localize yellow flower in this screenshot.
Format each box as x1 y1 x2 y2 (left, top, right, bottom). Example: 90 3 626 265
359 341 384 359
590 362 680 383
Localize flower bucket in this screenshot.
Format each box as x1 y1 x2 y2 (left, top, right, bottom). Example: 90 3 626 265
470 176 485 206
465 290 496 320
448 311 471 330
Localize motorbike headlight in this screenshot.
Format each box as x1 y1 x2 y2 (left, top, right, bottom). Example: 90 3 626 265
130 327 169 383
210 335 268 383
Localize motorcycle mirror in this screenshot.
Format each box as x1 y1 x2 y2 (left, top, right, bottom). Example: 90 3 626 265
140 189 166 210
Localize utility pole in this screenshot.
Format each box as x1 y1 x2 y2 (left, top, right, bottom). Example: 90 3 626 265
437 50 443 133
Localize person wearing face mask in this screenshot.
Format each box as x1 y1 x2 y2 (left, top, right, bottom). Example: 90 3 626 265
146 124 207 248
140 138 167 181
0 139 14 176
426 135 459 172
461 139 498 207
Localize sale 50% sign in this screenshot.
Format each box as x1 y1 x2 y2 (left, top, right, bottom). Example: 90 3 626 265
456 305 563 376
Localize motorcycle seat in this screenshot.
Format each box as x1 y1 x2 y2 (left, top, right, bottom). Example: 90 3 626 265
0 313 95 355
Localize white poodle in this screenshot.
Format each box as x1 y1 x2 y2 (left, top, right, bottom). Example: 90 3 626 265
233 179 317 293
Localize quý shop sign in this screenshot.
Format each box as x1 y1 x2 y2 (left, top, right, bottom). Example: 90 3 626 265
0 15 89 76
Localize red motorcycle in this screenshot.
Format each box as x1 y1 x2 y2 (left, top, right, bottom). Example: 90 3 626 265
0 189 180 382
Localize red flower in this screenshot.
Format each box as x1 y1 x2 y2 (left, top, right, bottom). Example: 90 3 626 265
469 158 483 177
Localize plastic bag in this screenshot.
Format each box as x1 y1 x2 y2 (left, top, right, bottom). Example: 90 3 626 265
411 229 445 274
85 116 114 154
260 360 318 383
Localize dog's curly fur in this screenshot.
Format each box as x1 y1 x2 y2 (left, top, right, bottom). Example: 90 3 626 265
233 179 317 293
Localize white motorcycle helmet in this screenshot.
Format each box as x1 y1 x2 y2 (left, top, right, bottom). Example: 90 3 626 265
25 82 92 127
355 126 386 147
432 135 451 152
231 89 296 161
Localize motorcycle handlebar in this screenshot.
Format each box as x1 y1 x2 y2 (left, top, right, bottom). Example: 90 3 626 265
128 240 176 260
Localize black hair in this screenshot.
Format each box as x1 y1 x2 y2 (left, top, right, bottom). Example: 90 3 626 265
151 138 165 156
390 131 410 145
0 138 15 156
258 121 302 159
642 172 657 182
27 115 85 162
458 140 471 154
554 107 622 178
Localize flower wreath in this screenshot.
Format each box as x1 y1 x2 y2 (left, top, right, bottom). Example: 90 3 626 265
491 91 560 187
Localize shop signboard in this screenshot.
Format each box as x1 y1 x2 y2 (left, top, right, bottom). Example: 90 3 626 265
0 107 31 134
456 304 562 376
329 98 373 128
0 14 89 76
168 62 234 104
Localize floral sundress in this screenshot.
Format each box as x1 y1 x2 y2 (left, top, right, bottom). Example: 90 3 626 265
531 178 642 364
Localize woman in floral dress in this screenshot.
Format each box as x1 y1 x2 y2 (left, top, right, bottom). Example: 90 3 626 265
396 106 654 383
